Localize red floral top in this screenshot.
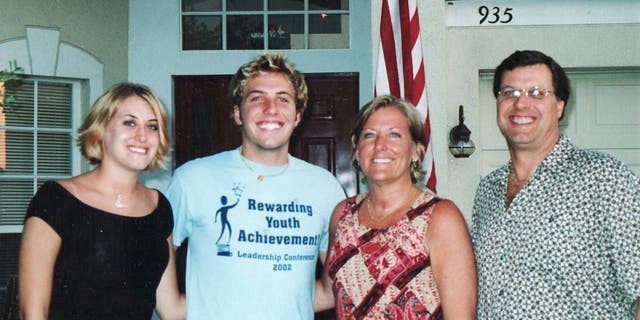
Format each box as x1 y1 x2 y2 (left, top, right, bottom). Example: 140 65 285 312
327 191 443 320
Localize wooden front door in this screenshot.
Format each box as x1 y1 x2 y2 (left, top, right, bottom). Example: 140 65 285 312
173 73 360 196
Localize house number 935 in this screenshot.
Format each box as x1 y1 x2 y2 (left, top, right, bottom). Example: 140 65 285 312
478 5 514 24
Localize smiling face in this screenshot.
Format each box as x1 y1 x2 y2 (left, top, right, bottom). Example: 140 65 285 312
233 72 301 159
355 106 419 186
101 95 160 172
497 64 565 154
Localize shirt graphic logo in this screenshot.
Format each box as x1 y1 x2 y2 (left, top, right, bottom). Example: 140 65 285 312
215 184 243 256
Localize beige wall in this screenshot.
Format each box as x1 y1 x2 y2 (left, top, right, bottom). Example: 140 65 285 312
0 0 129 88
445 23 640 220
3 0 637 222
372 1 640 221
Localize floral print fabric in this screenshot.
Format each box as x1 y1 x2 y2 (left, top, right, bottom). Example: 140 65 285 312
328 191 442 320
472 136 640 319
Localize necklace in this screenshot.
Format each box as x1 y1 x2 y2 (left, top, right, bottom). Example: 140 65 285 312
366 196 392 223
366 191 415 223
240 155 289 182
114 194 128 208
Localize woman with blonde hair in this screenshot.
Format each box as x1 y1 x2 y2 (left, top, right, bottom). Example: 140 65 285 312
316 95 477 319
19 83 184 319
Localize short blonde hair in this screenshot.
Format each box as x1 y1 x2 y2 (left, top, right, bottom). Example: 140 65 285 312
77 82 169 170
350 95 426 184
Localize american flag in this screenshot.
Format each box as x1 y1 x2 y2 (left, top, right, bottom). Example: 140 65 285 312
375 0 437 192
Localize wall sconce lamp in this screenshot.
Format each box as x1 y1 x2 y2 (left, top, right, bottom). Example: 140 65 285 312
449 105 475 158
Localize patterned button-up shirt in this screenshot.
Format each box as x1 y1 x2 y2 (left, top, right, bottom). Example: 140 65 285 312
472 136 640 319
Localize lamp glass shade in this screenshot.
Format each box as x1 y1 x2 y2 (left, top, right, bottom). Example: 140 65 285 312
448 139 475 158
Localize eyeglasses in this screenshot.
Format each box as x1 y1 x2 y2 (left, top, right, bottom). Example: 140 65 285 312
497 86 554 100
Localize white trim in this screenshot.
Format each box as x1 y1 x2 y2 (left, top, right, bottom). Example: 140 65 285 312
0 26 103 232
445 0 640 27
0 26 103 106
26 27 60 76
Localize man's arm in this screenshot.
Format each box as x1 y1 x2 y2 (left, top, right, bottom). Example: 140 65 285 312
314 250 333 312
314 201 346 312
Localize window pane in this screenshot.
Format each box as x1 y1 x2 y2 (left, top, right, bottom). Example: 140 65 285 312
1 78 74 233
182 0 221 11
309 13 349 49
182 15 222 50
0 179 32 225
227 15 264 50
5 82 34 127
37 132 72 175
0 131 33 175
227 0 262 11
38 82 71 129
268 14 304 49
310 0 348 10
268 0 303 11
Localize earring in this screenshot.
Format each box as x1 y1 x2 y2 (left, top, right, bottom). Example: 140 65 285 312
410 159 419 170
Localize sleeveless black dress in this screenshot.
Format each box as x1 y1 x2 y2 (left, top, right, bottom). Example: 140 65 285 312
25 181 173 320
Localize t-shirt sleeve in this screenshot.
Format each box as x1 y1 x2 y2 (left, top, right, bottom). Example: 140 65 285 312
166 168 193 247
318 177 347 252
25 181 65 237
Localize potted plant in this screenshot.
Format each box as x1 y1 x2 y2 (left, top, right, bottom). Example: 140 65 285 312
0 60 23 111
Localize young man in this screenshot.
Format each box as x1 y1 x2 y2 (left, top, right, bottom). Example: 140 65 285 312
472 50 640 319
167 53 345 319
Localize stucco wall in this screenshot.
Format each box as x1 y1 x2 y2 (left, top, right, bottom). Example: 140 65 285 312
0 0 129 89
445 23 640 220
129 0 374 191
371 1 640 221
3 0 635 223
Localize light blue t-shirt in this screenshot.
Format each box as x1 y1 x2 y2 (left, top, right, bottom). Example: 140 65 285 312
167 148 346 320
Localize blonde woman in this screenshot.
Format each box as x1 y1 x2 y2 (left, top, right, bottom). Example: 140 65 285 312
316 95 477 319
19 83 184 320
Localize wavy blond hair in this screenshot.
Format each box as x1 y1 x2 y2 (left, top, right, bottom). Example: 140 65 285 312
350 95 426 184
227 52 308 117
77 82 169 170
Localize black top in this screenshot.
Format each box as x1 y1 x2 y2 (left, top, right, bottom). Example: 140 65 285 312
25 181 173 320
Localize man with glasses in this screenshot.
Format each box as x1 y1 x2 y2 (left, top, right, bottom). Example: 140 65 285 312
471 50 640 318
